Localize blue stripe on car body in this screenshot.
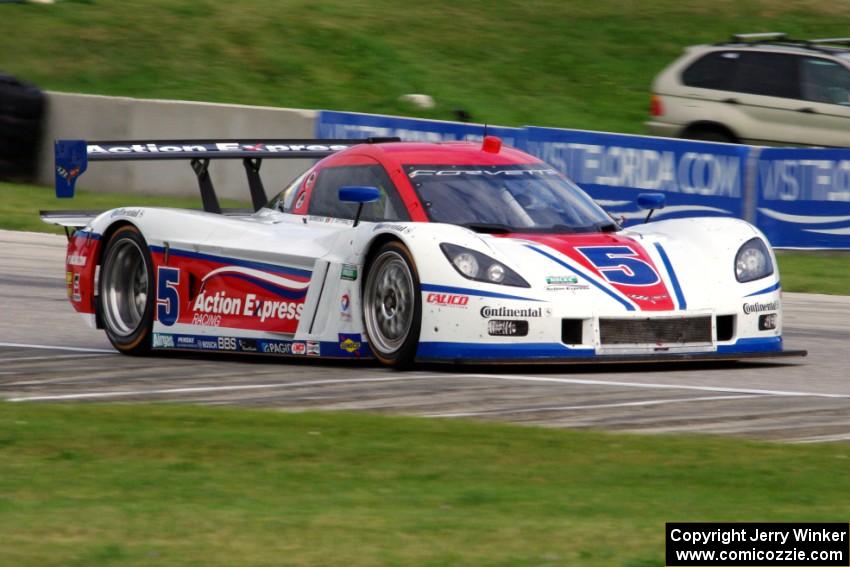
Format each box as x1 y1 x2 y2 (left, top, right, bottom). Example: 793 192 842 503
653 243 687 310
745 282 781 297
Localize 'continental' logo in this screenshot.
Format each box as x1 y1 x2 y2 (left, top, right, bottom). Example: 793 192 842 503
480 306 543 318
743 300 779 315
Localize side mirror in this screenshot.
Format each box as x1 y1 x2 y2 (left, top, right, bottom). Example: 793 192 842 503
636 192 666 223
339 186 381 226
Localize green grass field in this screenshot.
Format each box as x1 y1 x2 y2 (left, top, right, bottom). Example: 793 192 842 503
3 1 850 133
1 402 849 566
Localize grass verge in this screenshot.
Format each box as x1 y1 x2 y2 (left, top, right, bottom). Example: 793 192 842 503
1 403 850 566
3 1 850 133
0 181 248 235
776 251 850 296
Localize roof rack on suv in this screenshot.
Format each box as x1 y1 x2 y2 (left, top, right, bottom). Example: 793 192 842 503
731 32 787 42
807 37 850 46
720 33 850 55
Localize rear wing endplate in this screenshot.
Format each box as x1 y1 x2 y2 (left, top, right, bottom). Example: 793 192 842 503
54 138 399 213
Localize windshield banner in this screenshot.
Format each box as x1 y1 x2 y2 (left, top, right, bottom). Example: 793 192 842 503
524 127 751 227
316 110 525 149
755 147 850 249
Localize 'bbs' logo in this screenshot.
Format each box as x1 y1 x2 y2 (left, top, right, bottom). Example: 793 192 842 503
426 293 469 307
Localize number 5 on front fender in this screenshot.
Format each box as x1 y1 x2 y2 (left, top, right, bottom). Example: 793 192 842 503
156 266 180 326
577 246 660 286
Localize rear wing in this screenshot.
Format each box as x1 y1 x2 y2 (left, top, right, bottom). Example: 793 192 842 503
54 138 399 214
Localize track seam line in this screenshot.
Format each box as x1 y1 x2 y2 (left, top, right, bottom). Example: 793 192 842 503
4 374 448 402
425 394 768 418
461 373 850 399
1 353 116 363
0 342 116 354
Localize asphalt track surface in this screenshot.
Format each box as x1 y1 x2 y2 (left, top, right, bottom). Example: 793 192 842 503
1 229 848 443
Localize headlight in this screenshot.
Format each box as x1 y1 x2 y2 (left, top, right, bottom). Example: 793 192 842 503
735 237 774 283
440 243 530 288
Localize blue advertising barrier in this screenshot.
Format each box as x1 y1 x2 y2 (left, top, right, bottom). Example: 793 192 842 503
317 110 524 148
755 147 850 249
525 127 751 226
315 111 850 248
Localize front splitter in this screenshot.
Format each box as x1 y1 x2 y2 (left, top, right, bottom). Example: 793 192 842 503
416 349 807 365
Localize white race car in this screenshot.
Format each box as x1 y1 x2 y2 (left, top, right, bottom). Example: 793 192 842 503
44 136 805 366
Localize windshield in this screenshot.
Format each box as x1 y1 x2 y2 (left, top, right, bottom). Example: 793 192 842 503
405 164 617 233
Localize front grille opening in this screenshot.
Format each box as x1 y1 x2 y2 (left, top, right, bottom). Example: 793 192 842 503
562 319 583 344
716 315 735 341
600 316 712 345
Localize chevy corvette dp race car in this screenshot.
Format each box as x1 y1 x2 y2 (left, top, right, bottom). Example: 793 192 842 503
43 136 805 366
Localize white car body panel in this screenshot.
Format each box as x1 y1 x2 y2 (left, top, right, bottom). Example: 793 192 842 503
67 206 785 363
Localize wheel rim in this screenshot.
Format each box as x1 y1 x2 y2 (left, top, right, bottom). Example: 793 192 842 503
102 238 148 337
364 251 415 355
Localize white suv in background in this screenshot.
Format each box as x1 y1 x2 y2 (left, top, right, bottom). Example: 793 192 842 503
646 33 850 146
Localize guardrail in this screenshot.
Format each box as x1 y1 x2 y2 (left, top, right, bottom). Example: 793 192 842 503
317 111 850 249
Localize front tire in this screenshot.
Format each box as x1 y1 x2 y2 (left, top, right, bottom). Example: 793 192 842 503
99 225 155 355
363 242 421 367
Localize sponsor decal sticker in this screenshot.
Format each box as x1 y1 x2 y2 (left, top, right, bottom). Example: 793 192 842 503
341 264 358 281
110 208 143 219
374 223 411 233
238 339 259 352
340 292 352 321
176 336 197 347
408 168 559 178
546 284 589 291
263 341 292 355
305 171 317 191
291 342 306 355
480 306 546 318
628 293 669 304
543 276 589 291
66 271 74 299
87 142 350 155
426 293 469 307
546 276 590 291
339 333 362 354
743 300 779 314
192 290 303 323
546 276 578 285
152 334 175 348
67 254 87 267
56 165 81 182
306 341 320 356
72 273 81 302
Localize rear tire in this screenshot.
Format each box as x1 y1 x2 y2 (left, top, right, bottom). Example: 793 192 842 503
362 242 421 368
99 225 154 355
683 126 736 144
